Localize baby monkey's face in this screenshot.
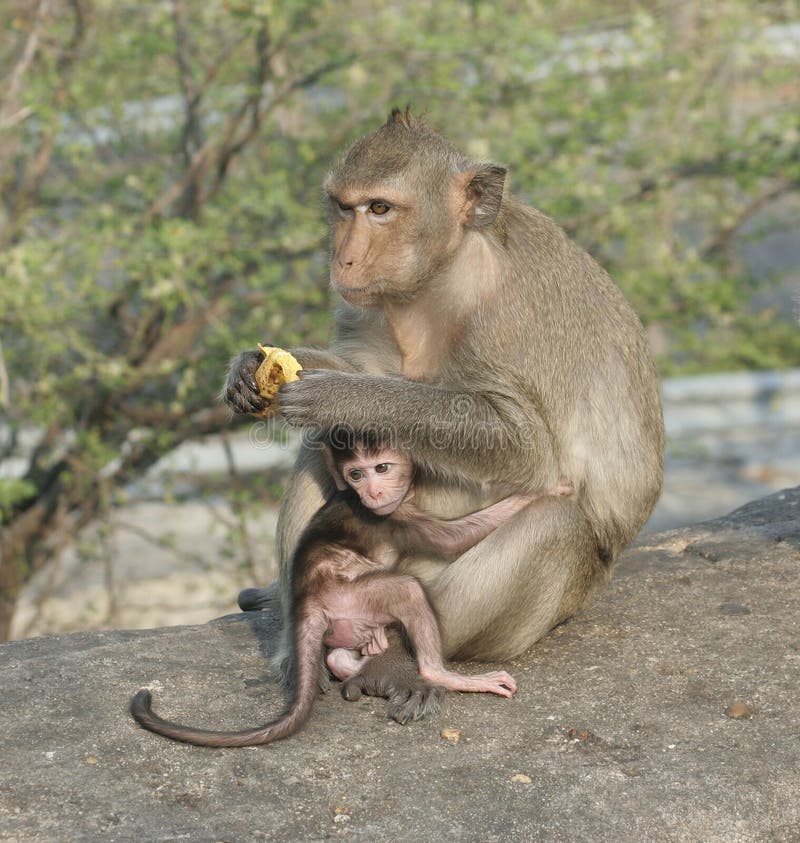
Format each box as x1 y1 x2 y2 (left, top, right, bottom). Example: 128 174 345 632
340 448 413 516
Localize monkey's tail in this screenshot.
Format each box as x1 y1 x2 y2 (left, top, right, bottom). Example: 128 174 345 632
129 610 328 748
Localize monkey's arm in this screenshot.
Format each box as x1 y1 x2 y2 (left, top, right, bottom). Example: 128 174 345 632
291 347 358 372
393 495 533 557
278 371 551 477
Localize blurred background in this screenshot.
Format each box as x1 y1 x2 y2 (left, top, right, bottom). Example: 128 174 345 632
1 0 798 640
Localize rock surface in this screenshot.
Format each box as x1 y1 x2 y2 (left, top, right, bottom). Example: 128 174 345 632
1 488 798 842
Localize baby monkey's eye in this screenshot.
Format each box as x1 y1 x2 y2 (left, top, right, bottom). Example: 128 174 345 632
374 463 391 474
348 469 364 482
369 201 391 215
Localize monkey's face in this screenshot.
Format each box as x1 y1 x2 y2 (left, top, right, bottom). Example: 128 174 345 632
325 170 466 307
323 113 506 307
325 188 435 306
340 449 414 515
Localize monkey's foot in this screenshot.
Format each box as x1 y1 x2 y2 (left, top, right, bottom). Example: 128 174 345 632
237 583 279 612
423 668 517 698
342 668 446 724
388 682 447 725
339 633 446 724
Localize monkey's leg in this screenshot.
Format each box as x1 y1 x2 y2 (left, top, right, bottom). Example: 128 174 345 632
349 573 517 698
430 495 603 661
421 667 517 697
341 575 516 705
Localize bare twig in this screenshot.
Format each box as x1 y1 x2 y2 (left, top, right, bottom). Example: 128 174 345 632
702 179 800 258
0 0 52 129
220 430 259 579
143 13 354 226
96 482 120 625
0 340 10 410
112 518 210 569
0 0 89 247
172 0 206 218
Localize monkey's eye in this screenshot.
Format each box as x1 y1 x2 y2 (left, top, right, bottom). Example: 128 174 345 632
369 201 391 216
348 469 364 482
374 463 391 474
337 201 353 213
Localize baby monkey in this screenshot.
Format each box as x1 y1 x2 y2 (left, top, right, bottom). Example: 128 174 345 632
131 433 572 747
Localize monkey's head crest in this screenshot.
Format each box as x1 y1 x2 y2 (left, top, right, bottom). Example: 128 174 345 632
385 105 417 130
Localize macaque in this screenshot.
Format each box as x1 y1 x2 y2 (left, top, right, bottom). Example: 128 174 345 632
222 108 664 723
130 435 567 747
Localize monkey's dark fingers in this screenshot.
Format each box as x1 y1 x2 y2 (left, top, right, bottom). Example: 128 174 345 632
341 678 363 702
341 660 440 710
339 627 446 721
388 684 446 724
221 349 266 415
228 389 266 416
339 665 399 703
224 379 266 415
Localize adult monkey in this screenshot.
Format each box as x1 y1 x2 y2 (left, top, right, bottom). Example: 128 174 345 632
224 108 664 722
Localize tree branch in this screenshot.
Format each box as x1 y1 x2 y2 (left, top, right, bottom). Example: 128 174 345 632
0 340 10 411
0 0 88 247
702 178 800 259
0 0 52 130
172 0 206 219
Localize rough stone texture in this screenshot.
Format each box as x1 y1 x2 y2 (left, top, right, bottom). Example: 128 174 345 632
1 488 798 843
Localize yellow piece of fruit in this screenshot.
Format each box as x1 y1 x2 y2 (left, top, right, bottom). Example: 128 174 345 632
253 345 302 417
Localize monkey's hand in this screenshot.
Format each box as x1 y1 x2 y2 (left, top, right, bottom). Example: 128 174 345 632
278 370 354 428
221 348 267 416
360 625 390 657
223 349 357 417
250 346 303 418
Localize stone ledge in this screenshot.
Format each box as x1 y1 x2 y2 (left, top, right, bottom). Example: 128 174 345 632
1 488 798 842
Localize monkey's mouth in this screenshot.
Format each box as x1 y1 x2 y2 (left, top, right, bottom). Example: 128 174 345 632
334 283 374 302
331 276 385 304
368 496 405 516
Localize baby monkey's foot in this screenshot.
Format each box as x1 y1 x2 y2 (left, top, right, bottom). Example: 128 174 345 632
422 668 517 698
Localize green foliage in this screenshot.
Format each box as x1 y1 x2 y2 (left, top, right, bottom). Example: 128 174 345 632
0 0 798 631
2 3 797 418
0 478 37 520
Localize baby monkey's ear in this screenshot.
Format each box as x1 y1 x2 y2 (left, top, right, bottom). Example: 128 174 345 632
322 445 348 491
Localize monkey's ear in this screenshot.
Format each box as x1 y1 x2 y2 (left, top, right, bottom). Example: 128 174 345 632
460 164 506 228
322 446 349 491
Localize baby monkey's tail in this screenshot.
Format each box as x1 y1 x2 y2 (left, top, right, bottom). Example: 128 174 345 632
130 610 327 748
